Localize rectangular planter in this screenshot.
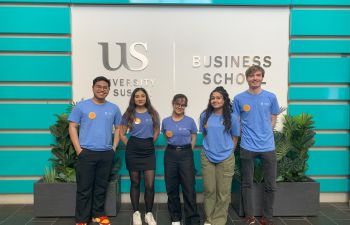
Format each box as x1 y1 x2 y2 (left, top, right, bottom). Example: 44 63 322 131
34 178 121 217
231 177 320 216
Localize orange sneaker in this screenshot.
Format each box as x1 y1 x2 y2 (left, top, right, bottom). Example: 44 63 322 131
92 215 111 225
76 223 87 225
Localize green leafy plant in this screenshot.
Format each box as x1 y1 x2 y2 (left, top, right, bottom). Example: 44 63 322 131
42 167 58 183
49 112 77 183
44 103 121 183
235 112 315 183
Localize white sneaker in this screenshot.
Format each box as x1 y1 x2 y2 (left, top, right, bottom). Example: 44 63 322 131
133 211 142 225
171 222 181 225
145 212 157 225
204 223 211 225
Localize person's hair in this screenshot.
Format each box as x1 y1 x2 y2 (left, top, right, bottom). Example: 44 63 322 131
245 65 265 78
93 76 111 87
122 88 159 131
172 94 188 106
202 86 232 136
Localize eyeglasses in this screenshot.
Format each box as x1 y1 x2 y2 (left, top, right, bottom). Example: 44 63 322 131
174 104 187 109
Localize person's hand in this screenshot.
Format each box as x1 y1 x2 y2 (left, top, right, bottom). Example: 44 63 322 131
77 148 83 156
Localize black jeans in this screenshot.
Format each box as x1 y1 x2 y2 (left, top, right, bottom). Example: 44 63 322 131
75 149 114 223
164 145 200 225
240 148 277 219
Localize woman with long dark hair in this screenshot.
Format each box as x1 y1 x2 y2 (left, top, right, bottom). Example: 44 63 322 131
199 86 240 225
162 94 200 225
120 88 160 225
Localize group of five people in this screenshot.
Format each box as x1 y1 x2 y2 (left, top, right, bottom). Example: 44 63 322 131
69 65 279 225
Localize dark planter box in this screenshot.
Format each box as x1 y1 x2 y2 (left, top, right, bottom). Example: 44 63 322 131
34 177 121 217
231 177 320 216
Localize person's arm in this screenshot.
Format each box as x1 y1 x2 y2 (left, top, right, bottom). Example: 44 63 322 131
271 114 277 128
191 133 197 150
69 122 82 155
119 125 129 146
153 126 160 143
112 125 120 151
233 136 239 151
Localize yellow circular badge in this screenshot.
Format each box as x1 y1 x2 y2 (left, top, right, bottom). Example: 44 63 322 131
243 104 251 112
165 131 173 138
88 112 96 120
134 118 141 124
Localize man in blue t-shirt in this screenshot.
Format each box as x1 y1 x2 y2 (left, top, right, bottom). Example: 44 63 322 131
69 76 121 225
233 65 280 225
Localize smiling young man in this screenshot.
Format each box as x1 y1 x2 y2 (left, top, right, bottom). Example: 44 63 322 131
233 65 280 225
69 76 121 225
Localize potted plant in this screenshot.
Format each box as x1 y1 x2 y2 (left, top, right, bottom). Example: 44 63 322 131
231 113 320 216
34 109 121 217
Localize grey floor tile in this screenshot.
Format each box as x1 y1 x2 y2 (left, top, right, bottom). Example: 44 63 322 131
0 205 24 221
31 217 58 222
307 215 337 225
330 203 349 210
282 219 311 225
53 217 75 225
342 209 350 215
333 220 350 225
26 222 53 225
110 211 132 225
1 210 33 225
321 209 350 220
156 211 171 225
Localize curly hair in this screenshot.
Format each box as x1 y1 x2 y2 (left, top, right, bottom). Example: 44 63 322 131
202 86 232 136
122 88 159 131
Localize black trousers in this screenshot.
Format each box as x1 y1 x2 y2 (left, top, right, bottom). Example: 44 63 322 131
164 146 200 225
240 148 277 219
75 149 114 223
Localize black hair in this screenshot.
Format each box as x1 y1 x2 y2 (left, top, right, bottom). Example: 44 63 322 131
202 86 232 136
122 88 159 131
93 76 111 87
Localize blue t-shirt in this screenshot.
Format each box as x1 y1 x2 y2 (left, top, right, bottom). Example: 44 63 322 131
233 90 280 152
161 115 198 146
199 112 240 163
68 99 121 151
121 112 158 139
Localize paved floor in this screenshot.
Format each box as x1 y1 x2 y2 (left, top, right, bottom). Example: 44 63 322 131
0 203 349 225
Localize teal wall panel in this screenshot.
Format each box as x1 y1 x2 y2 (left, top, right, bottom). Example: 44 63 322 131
0 0 69 2
314 133 350 147
289 58 350 83
290 40 350 54
0 151 51 176
0 56 71 82
292 0 350 6
0 180 35 194
307 150 350 176
70 0 291 5
315 178 349 192
0 7 70 34
0 86 72 100
289 87 350 101
0 134 54 147
288 104 350 130
0 104 68 129
0 38 71 52
291 10 350 36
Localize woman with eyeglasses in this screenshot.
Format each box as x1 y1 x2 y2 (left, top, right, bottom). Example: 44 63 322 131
120 88 160 225
199 86 240 225
161 94 200 225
